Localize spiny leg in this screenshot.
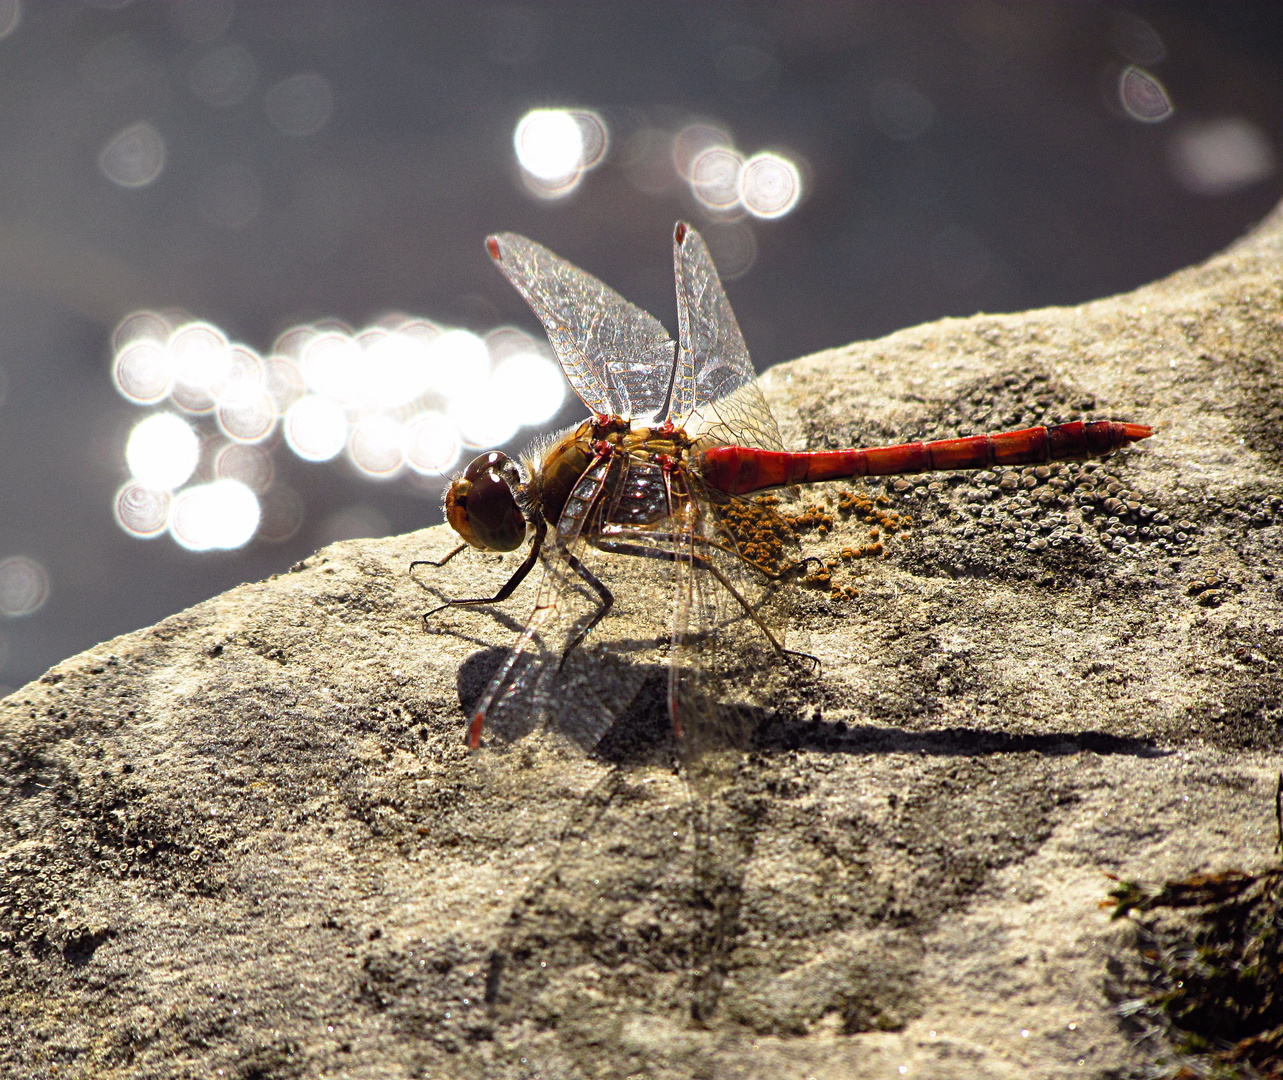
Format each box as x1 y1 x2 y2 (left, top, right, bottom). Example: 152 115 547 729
591 536 820 672
416 519 547 628
557 552 614 668
409 543 467 573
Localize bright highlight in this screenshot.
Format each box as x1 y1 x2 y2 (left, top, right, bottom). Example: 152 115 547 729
126 413 200 491
169 480 261 551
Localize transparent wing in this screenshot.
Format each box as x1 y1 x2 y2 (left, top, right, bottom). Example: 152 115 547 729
488 233 676 421
469 455 674 753
667 481 799 782
666 482 805 1017
669 222 784 452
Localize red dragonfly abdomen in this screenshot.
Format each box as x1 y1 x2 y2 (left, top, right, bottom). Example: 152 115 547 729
700 421 1153 496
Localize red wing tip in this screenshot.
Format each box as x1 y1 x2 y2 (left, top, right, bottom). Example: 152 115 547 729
467 711 485 750
1123 423 1154 441
485 236 502 261
673 221 688 244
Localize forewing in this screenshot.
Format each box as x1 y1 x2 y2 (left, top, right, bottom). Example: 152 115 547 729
669 223 784 452
488 233 676 420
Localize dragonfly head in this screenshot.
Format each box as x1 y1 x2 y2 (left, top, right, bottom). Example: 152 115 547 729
444 451 528 552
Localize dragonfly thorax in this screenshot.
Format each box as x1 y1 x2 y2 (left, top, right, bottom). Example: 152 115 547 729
534 416 695 528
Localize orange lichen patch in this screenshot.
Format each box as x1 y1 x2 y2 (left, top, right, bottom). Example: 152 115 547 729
783 502 835 536
834 486 909 535
710 491 798 576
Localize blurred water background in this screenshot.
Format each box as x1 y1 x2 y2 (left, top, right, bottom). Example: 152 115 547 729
0 1 1278 693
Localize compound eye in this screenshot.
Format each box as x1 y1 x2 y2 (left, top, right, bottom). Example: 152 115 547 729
444 452 526 552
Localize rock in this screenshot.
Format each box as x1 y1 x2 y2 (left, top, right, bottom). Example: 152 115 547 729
5 201 1283 1079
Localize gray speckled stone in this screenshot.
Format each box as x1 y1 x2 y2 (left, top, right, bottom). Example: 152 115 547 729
5 202 1283 1079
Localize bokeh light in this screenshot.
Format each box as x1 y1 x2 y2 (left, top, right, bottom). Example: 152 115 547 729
515 108 584 181
98 121 166 188
264 355 306 413
301 330 364 405
109 304 570 549
126 413 200 491
1119 66 1174 123
513 107 608 198
170 321 232 413
426 328 490 401
739 152 802 218
0 556 48 617
188 43 257 108
215 443 273 492
702 222 757 280
571 110 609 169
0 0 20 42
196 163 262 230
349 414 406 477
450 379 521 449
1169 118 1276 195
113 339 173 403
490 352 566 428
870 80 935 141
114 483 171 538
256 486 304 543
265 73 334 137
405 412 462 475
169 480 260 551
673 124 734 181
690 146 743 210
283 395 348 461
216 387 276 443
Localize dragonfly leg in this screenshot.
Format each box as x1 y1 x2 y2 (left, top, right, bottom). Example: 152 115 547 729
591 535 808 666
417 520 547 628
409 543 467 572
766 555 825 582
557 552 614 669
598 527 823 582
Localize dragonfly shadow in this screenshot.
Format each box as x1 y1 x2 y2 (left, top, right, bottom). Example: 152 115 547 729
454 645 677 767
754 719 1170 760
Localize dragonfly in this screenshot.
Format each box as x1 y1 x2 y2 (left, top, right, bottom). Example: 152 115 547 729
423 223 1152 755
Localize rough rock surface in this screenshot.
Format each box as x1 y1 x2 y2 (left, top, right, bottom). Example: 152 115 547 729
5 202 1283 1080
